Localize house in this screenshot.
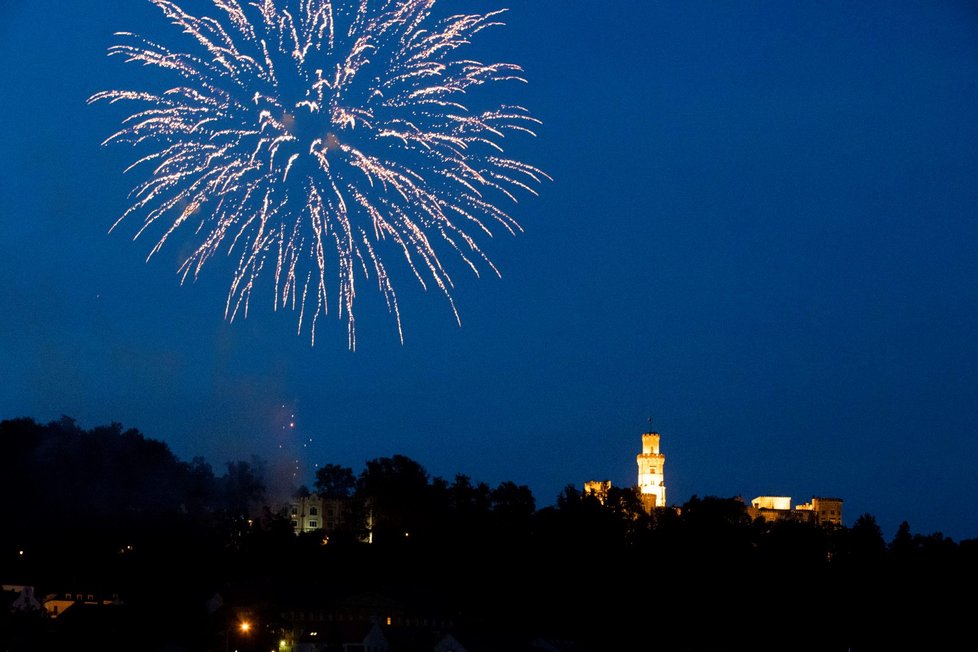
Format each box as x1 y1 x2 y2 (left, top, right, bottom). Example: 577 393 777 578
289 495 355 536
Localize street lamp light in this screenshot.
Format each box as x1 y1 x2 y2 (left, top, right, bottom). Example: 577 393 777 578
224 619 252 652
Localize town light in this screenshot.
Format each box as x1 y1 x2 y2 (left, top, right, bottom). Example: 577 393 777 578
224 620 253 652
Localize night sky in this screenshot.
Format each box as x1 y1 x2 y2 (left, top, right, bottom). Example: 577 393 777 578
2 1 977 541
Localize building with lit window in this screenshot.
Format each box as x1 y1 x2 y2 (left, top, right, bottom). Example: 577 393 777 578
290 495 325 534
636 431 667 511
748 495 843 526
288 494 358 538
795 497 843 526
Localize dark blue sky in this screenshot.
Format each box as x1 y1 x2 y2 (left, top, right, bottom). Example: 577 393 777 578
2 1 977 540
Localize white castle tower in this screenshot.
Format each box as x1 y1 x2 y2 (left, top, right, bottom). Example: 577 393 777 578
636 431 666 511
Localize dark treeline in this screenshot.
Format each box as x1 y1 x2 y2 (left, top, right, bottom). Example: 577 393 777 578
2 416 977 652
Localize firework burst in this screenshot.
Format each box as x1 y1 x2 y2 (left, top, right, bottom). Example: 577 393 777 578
91 0 547 348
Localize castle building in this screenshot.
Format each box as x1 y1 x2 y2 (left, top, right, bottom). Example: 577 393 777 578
583 428 842 526
636 431 666 511
796 497 844 526
583 480 611 504
748 495 844 526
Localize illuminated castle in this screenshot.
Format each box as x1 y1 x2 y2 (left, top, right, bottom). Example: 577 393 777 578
636 431 666 511
582 428 844 524
584 480 611 504
748 496 843 526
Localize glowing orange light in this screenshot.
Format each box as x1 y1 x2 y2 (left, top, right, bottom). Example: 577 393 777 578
239 621 252 633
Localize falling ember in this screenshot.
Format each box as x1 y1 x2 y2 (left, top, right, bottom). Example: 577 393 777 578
90 0 548 348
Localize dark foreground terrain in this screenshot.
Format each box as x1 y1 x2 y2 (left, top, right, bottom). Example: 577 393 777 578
2 417 975 651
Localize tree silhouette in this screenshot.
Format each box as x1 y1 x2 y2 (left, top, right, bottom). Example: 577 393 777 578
314 463 356 499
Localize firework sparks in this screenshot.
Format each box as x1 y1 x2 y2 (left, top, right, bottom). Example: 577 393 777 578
91 0 547 348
